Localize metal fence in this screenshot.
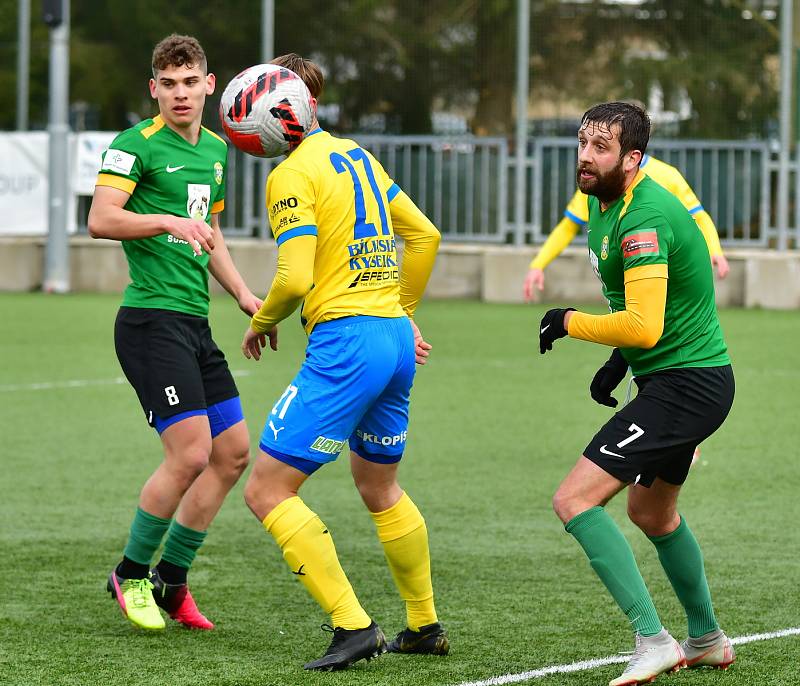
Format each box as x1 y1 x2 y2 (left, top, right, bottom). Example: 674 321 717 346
221 135 508 242
520 137 773 248
221 135 796 249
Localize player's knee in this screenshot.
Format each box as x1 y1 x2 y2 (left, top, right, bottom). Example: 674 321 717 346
353 477 372 503
353 474 399 512
169 448 210 487
552 488 579 524
243 469 283 520
627 503 670 535
242 476 262 518
220 440 250 479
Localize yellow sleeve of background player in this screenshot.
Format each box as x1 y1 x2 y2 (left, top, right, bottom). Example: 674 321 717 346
529 217 581 269
529 190 587 269
664 168 703 215
389 190 440 318
656 166 723 257
250 235 316 334
693 210 723 256
567 265 667 348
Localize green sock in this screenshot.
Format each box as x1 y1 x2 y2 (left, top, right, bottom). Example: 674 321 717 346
649 516 719 638
123 507 171 565
566 506 662 636
160 521 207 570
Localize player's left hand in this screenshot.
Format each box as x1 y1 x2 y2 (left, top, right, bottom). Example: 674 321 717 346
410 319 432 365
539 308 575 354
242 325 278 360
238 291 263 317
590 348 629 407
711 254 729 280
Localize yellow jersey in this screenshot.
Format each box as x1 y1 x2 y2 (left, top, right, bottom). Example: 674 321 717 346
266 129 413 332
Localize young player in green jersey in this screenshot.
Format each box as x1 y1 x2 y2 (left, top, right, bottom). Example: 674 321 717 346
538 102 735 686
87 34 261 632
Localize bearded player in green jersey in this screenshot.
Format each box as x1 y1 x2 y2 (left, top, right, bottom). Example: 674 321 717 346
538 102 735 686
88 34 261 631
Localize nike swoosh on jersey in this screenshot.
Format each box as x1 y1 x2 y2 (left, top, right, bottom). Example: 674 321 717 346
599 444 626 459
540 324 551 334
166 164 185 173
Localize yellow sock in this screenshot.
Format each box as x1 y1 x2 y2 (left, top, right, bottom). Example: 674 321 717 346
263 496 370 630
371 492 437 631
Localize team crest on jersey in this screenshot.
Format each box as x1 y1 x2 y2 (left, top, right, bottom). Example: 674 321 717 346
187 184 211 220
601 235 609 260
621 232 659 258
214 162 223 185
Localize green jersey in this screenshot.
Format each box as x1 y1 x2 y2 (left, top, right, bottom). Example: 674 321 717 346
587 171 729 375
96 115 227 317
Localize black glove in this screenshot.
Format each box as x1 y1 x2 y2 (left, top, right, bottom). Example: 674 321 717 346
539 308 575 354
589 348 629 407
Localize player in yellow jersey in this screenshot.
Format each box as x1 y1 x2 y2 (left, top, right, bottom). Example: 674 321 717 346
240 57 448 671
523 153 729 301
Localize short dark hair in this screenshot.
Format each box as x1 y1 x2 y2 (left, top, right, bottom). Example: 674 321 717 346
270 53 324 99
152 34 207 77
580 102 650 157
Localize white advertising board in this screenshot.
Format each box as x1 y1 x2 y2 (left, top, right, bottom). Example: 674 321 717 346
0 131 119 235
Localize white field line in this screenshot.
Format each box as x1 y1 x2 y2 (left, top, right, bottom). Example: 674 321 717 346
0 369 254 393
455 627 800 686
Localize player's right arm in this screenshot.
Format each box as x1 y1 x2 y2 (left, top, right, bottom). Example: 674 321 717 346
524 190 587 301
87 133 214 254
87 186 214 255
243 168 316 360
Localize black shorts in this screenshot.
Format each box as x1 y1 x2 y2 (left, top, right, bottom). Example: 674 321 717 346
584 365 734 487
114 307 238 426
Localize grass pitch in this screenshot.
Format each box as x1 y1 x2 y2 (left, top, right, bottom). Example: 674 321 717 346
0 294 798 686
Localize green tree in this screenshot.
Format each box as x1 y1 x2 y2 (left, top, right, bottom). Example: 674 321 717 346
0 0 782 139
471 0 516 136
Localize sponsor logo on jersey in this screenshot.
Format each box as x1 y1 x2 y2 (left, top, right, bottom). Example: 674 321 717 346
349 254 398 270
167 235 189 245
347 238 396 258
348 269 399 288
621 231 659 258
269 196 298 218
588 247 602 281
347 238 398 271
165 164 185 173
102 149 136 175
310 436 346 455
214 161 223 185
601 235 609 260
356 429 408 447
274 213 303 232
187 184 211 221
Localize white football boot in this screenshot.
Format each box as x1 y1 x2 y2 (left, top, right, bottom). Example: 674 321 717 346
609 629 687 686
681 629 735 670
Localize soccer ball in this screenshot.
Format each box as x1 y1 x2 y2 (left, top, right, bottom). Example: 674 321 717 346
219 64 314 158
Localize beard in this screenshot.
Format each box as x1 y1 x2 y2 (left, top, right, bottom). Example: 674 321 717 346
576 158 626 205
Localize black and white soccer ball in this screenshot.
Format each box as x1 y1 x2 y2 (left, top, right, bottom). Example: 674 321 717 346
219 64 314 158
